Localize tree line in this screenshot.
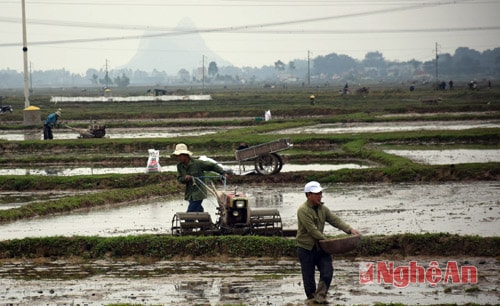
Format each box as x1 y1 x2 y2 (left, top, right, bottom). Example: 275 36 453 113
0 46 498 89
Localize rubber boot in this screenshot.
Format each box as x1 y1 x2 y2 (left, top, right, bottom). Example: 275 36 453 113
314 281 328 304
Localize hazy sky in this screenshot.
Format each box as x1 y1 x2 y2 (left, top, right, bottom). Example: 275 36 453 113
1 0 499 75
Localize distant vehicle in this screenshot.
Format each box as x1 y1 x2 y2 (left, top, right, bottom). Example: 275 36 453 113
0 105 13 114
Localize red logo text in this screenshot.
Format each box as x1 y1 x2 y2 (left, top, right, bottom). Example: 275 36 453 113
359 261 477 288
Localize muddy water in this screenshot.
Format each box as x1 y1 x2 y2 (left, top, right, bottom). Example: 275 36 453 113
0 149 497 176
0 163 369 176
1 182 498 240
0 257 497 305
1 182 498 305
2 120 498 141
273 120 500 135
385 149 500 165
0 126 242 141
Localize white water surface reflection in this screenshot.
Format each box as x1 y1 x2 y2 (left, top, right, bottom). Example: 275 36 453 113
273 120 500 134
1 182 498 240
3 120 499 141
1 147 498 176
385 149 500 164
0 127 239 141
0 163 368 176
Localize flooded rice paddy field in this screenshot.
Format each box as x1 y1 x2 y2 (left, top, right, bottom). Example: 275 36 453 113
1 182 498 240
0 126 241 141
0 182 498 305
0 119 498 305
1 119 499 141
384 149 500 165
0 163 369 177
0 150 498 177
272 119 500 135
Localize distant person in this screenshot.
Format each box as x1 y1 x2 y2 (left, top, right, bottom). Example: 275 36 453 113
237 142 249 150
43 110 61 140
310 95 316 105
296 181 361 304
171 143 228 213
488 80 491 89
343 82 349 94
449 80 454 90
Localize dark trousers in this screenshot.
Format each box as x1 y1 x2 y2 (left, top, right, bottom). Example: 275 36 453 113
187 199 204 212
43 125 53 140
297 246 333 299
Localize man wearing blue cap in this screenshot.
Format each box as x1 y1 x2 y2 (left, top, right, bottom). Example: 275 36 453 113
297 181 361 304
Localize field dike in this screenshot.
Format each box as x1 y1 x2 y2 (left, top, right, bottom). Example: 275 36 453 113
1 234 498 262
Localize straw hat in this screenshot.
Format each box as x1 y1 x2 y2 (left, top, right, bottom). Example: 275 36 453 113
55 110 61 117
171 143 192 156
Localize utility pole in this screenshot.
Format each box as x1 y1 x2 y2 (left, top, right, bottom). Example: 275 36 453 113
22 0 41 128
307 50 311 86
29 61 33 97
202 55 205 92
104 59 110 88
21 0 30 107
435 42 440 81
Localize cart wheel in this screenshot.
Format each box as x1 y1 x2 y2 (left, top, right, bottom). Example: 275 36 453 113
254 153 280 175
272 153 284 174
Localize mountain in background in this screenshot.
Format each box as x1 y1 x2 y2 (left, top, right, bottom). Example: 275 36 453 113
122 18 231 75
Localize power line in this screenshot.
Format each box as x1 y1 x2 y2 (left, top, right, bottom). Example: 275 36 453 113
0 0 487 47
0 0 478 32
1 26 499 48
213 26 500 34
3 0 488 7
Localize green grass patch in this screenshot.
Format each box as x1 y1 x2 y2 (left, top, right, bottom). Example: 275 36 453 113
0 233 497 260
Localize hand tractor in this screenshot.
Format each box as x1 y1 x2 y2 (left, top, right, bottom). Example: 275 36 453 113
65 123 106 138
171 177 282 236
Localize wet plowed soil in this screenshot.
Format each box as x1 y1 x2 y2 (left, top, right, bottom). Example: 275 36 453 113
0 256 497 305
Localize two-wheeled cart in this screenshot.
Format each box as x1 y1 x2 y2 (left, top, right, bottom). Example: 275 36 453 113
234 138 292 175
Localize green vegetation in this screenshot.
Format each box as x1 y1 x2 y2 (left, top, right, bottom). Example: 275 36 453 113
0 233 498 260
0 172 174 191
1 86 499 124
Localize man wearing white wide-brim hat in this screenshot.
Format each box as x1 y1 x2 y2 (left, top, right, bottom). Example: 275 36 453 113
296 181 361 304
171 143 228 212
